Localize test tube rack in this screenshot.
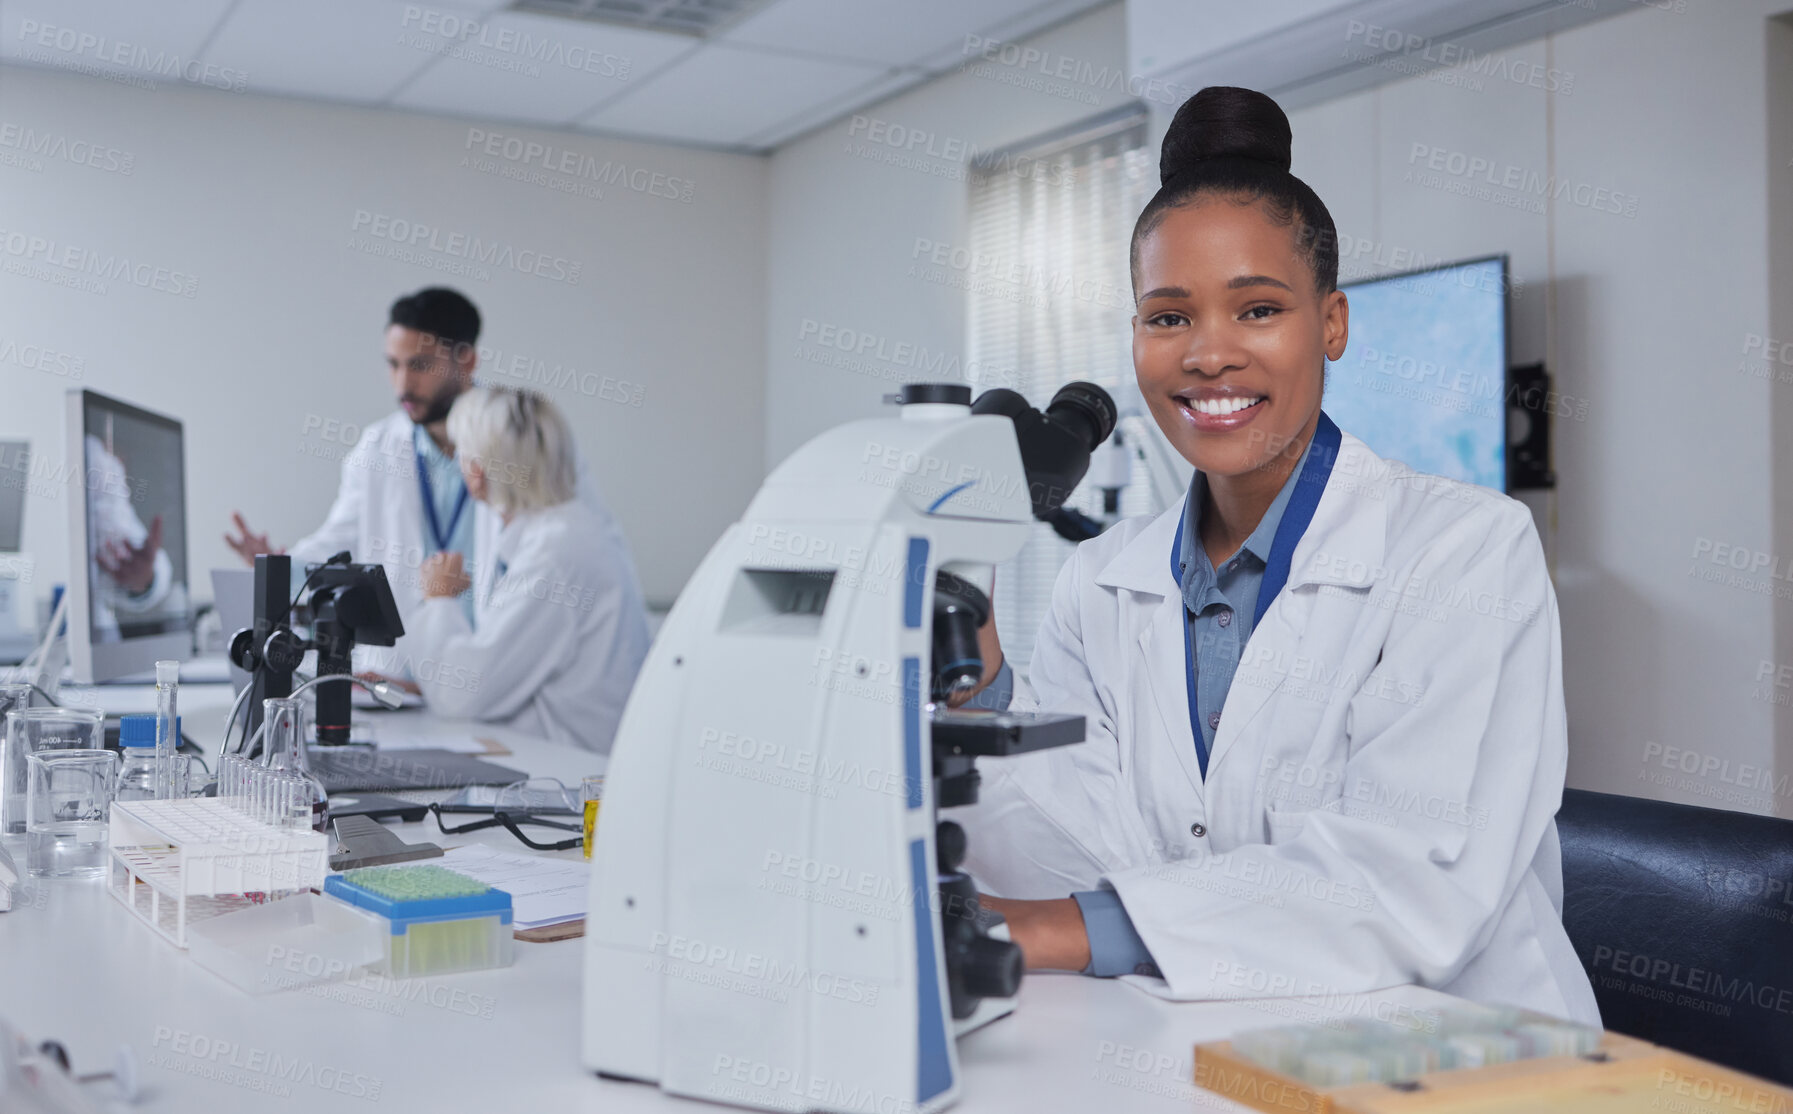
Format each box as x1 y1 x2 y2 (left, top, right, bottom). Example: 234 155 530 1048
106 796 329 948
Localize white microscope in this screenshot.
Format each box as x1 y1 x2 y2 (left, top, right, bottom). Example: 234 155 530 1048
584 381 1117 1113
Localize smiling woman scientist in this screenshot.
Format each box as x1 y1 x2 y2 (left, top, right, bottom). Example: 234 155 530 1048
960 87 1600 1026
411 387 650 752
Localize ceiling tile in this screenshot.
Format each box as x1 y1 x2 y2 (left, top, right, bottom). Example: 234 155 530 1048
203 0 507 103
1 0 237 85
389 7 696 126
0 0 1118 154
906 0 1114 72
579 43 889 148
719 0 1050 68
742 67 923 148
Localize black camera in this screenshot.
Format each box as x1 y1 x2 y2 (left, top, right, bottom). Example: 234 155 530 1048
229 553 404 747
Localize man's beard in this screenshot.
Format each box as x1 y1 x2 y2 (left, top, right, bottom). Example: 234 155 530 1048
404 382 461 426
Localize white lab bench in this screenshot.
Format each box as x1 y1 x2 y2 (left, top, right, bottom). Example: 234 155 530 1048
0 678 1459 1113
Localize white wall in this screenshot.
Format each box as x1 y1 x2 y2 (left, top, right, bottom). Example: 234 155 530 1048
762 1 1130 465
1545 0 1784 813
0 64 767 609
1771 14 1793 800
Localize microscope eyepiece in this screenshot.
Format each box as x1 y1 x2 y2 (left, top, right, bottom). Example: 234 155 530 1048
972 381 1119 521
1045 382 1118 450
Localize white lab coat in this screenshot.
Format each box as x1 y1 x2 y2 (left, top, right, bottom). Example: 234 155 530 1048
289 409 621 682
406 500 650 752
961 430 1601 1026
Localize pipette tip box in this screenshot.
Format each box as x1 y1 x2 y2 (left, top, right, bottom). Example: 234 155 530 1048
323 865 513 978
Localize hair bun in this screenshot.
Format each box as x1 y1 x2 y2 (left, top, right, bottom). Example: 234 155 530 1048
1159 86 1292 184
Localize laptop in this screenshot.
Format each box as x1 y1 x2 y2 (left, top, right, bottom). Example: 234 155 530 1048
210 567 254 692
306 746 526 793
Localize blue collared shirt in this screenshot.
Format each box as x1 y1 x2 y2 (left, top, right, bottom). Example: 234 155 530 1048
1075 440 1314 978
414 425 477 624
1180 438 1311 776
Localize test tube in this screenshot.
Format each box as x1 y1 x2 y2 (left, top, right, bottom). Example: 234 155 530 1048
263 767 280 827
279 774 304 829
153 660 179 799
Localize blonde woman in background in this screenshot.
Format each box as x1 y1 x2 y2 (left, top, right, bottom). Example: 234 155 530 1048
415 387 649 753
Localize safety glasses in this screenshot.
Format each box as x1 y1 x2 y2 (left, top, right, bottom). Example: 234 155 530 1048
429 777 584 852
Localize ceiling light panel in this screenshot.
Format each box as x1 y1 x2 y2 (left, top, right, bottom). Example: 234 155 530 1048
507 0 775 38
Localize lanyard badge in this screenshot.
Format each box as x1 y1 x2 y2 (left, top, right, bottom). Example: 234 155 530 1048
415 434 471 554
1170 412 1341 776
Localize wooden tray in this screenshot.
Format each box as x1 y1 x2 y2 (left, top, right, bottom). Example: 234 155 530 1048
1194 1030 1793 1113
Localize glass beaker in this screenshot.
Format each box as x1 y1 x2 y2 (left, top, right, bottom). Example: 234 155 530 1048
263 697 327 831
3 708 103 837
25 748 117 879
0 682 34 721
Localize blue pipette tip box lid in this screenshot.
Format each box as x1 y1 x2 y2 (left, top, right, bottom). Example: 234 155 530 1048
324 865 512 931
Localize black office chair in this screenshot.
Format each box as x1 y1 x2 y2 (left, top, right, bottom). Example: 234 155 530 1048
1557 788 1793 1085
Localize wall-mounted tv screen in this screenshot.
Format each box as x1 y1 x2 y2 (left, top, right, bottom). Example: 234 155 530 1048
1324 255 1509 491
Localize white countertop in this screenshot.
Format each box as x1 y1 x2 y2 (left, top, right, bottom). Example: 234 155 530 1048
0 679 1458 1113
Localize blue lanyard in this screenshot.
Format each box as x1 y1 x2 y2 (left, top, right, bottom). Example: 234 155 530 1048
415 433 470 554
1169 412 1341 776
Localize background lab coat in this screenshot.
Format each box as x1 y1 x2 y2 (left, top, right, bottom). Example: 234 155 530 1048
406 499 650 752
289 408 617 681
960 430 1601 1027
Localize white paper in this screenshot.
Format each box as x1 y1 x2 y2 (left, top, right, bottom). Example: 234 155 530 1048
440 844 588 928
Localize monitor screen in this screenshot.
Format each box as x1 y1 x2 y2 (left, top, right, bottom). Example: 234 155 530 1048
1324 256 1508 490
0 441 25 553
78 392 190 647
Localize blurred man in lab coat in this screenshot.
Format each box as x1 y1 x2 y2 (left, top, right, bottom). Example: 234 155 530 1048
223 287 622 688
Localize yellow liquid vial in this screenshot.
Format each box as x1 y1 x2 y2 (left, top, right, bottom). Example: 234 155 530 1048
583 798 601 859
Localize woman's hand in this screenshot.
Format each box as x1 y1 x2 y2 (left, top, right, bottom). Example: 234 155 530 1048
977 894 1091 972
420 552 470 599
945 585 1006 708
355 671 422 697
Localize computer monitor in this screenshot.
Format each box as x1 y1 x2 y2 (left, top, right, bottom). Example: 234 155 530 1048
0 441 25 553
63 390 191 683
1324 255 1510 490
0 441 33 663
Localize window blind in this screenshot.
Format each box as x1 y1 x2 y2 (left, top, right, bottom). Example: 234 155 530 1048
966 107 1157 674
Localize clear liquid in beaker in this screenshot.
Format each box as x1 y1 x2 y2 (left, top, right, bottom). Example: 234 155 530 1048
26 819 108 879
